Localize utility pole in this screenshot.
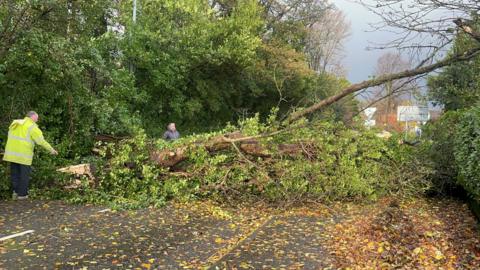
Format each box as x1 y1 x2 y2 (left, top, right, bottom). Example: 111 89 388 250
133 0 137 23
129 0 137 73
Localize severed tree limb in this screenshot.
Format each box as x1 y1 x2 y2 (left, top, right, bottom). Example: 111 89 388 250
149 132 307 168
352 74 427 119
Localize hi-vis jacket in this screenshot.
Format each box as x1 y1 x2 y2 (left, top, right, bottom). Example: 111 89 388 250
3 117 54 166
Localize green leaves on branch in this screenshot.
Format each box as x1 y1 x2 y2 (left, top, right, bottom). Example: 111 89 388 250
59 116 431 208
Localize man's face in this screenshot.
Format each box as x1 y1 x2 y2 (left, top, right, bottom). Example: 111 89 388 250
169 123 176 131
31 114 39 123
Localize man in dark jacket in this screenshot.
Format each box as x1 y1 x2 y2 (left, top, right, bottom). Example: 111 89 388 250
163 123 180 141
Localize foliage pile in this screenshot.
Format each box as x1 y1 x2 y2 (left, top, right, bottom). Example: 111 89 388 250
10 115 429 208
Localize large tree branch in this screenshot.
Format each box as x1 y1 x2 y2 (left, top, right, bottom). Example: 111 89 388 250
353 77 424 119
286 45 480 124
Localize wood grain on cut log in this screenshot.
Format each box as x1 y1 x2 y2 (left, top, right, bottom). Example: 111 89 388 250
57 164 96 189
150 146 188 168
57 164 95 178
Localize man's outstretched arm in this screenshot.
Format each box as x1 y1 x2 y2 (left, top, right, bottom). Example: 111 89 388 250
30 127 57 155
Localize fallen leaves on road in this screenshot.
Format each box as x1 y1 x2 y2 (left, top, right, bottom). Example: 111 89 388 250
324 197 480 269
1 198 479 269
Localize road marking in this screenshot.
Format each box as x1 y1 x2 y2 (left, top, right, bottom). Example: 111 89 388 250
205 215 275 268
0 230 35 241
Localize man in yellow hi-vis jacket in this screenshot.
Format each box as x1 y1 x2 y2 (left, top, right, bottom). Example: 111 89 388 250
3 111 58 199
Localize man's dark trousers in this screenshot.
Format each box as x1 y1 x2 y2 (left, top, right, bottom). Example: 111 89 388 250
10 162 31 196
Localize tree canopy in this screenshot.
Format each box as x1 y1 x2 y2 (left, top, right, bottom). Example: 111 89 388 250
0 0 354 155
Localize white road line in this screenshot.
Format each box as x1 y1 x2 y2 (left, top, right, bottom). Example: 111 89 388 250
0 230 35 241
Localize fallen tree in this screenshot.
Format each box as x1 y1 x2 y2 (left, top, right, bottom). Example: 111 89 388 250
68 118 431 209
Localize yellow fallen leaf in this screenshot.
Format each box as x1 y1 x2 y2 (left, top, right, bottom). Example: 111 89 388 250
377 246 384 253
425 231 434 237
239 262 251 269
413 247 422 255
367 242 375 249
141 263 151 269
434 250 444 260
215 237 224 244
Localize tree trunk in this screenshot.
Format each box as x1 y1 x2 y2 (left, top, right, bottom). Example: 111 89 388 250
149 132 310 168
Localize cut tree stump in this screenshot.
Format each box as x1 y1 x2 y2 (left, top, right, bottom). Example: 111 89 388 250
57 164 96 189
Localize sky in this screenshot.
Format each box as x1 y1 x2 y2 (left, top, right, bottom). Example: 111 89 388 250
334 0 397 83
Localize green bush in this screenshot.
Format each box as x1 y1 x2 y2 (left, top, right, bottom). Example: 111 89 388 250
454 106 480 200
421 111 463 193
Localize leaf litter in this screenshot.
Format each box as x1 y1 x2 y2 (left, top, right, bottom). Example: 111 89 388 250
1 197 479 269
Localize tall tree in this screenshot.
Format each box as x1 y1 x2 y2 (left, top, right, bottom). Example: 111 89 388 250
305 8 350 75
0 0 140 155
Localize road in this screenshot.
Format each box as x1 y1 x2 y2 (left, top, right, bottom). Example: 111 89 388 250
0 200 338 269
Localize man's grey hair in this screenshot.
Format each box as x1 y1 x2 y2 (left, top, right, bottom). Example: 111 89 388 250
26 111 38 118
